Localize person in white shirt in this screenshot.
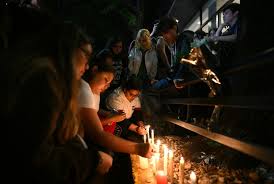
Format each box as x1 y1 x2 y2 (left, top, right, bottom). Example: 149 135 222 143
106 76 147 138
72 32 113 175
78 63 152 159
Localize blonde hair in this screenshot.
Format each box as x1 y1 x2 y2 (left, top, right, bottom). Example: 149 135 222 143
135 29 152 50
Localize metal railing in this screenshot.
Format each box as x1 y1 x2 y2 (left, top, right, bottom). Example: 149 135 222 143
155 48 274 166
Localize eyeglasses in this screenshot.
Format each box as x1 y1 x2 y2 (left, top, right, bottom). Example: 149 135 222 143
129 91 140 98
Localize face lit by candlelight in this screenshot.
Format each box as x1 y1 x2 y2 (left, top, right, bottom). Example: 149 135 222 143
124 89 140 102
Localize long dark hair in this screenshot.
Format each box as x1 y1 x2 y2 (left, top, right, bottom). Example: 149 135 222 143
2 5 82 147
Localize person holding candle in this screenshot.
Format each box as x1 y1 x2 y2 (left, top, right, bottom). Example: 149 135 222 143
78 62 152 159
105 75 147 138
84 50 126 134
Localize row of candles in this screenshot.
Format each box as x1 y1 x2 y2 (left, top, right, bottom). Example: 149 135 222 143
140 125 197 184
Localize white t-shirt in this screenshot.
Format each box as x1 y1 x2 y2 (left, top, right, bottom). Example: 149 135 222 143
106 87 141 119
78 79 100 112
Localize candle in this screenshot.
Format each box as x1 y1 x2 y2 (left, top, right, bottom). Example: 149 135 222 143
151 155 156 173
156 170 168 184
143 134 146 143
168 150 173 183
148 138 152 144
151 129 154 145
139 156 148 169
163 145 168 175
156 139 161 153
145 125 150 140
179 157 185 184
154 152 160 171
190 171 197 184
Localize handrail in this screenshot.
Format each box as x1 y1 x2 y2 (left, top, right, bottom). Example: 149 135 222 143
161 96 274 110
168 47 274 89
223 47 274 75
163 116 274 166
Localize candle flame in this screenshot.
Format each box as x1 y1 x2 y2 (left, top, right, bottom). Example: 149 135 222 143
190 171 197 181
156 139 161 145
157 170 166 176
168 149 173 158
180 157 185 164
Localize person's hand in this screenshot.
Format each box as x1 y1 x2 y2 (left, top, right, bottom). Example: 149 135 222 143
136 126 147 135
136 143 153 158
173 79 184 89
96 151 113 174
220 22 229 28
136 121 145 127
150 22 159 36
112 112 126 122
150 79 158 84
206 36 217 42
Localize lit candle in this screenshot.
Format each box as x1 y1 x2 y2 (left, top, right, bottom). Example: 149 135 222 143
179 157 185 184
190 171 197 184
145 125 150 140
151 129 154 145
139 156 148 169
143 134 146 143
156 170 168 184
168 150 173 183
163 145 168 175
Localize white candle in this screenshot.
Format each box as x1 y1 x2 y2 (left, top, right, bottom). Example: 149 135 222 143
168 150 174 183
190 171 197 184
145 125 150 140
156 170 168 184
151 155 156 173
162 144 166 154
151 129 154 145
148 138 152 144
143 134 146 143
163 146 168 175
139 156 148 169
179 157 185 184
156 139 161 153
154 153 160 171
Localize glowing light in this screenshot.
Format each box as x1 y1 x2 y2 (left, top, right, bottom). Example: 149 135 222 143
190 171 197 184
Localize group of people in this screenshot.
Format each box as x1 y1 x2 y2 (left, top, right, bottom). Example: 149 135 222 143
2 4 151 184
1 2 240 183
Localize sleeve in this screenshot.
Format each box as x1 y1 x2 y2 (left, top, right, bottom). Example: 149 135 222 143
78 82 96 110
156 37 170 68
106 94 125 112
150 50 158 79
